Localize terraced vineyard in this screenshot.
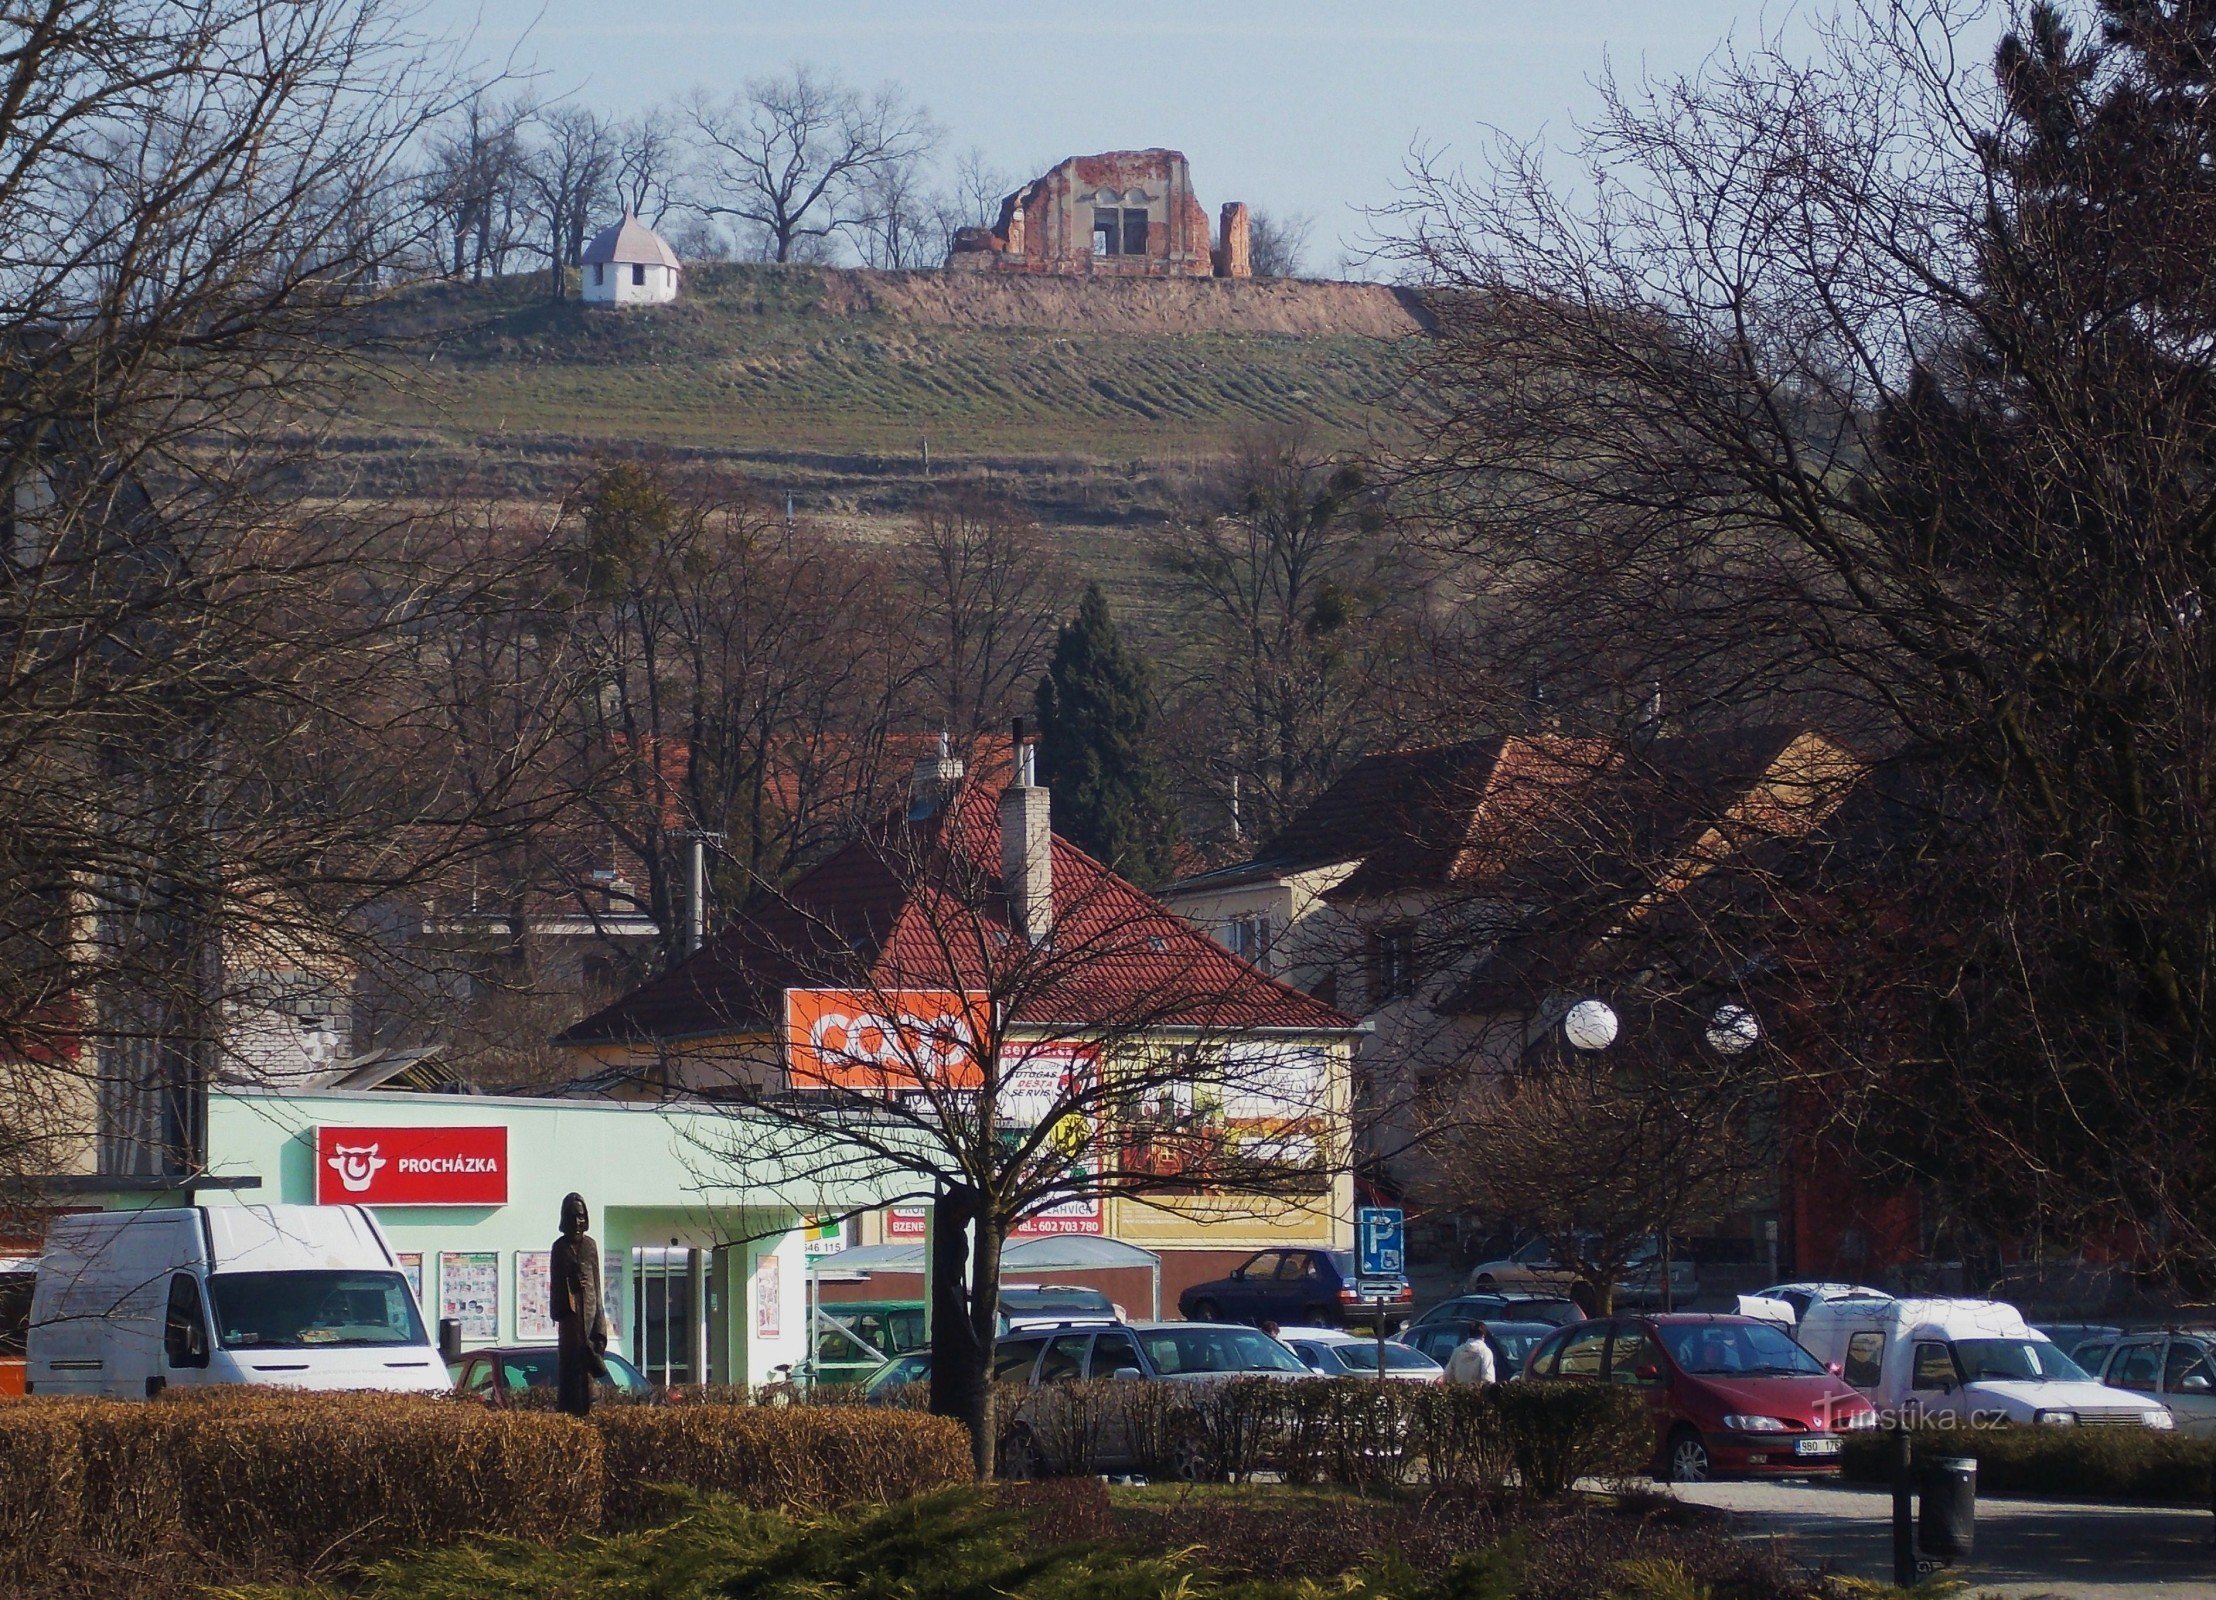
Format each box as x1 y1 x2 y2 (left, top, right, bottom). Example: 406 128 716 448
339 263 1422 503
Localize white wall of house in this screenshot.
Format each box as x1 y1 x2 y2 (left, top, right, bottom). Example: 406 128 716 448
582 259 679 305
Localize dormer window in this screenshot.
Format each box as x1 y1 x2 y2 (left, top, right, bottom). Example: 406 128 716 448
1370 923 1418 1003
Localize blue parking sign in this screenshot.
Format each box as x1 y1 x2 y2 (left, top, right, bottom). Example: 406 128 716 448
1357 1207 1405 1279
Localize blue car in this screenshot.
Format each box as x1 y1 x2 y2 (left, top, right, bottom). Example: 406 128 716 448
1177 1248 1412 1331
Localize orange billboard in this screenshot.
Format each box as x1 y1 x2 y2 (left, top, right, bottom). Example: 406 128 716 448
784 989 989 1094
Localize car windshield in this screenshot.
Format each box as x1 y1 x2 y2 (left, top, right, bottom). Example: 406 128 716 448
208 1270 426 1349
1954 1338 2089 1383
1330 1340 1438 1372
1139 1327 1307 1375
1657 1321 1825 1376
865 1352 931 1394
1488 1323 1553 1366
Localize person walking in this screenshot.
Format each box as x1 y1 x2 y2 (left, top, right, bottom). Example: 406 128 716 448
1447 1323 1497 1388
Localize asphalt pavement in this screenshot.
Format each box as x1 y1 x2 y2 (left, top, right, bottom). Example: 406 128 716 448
1663 1478 2216 1599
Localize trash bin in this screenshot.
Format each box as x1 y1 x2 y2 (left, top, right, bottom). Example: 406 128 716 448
1918 1454 1977 1563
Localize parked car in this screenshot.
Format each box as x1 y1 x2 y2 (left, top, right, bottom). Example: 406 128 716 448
1278 1326 1444 1381
1465 1237 1583 1297
2086 1330 2216 1436
2032 1322 2126 1367
0 1256 31 1399
1528 1312 1879 1482
1797 1297 2174 1430
1614 1243 1702 1309
1410 1292 1586 1331
863 1318 1314 1407
1400 1317 1557 1377
997 1319 1315 1476
451 1344 655 1405
1738 1283 1895 1327
1178 1248 1412 1331
28 1203 447 1397
805 1300 930 1388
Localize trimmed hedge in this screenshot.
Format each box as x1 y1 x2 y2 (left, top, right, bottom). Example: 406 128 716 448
0 1389 967 1587
1003 1377 1650 1495
1841 1421 2216 1501
593 1403 971 1524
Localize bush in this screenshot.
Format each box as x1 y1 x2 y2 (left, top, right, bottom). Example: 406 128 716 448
0 1392 598 1582
1492 1381 1651 1496
591 1402 970 1524
1841 1422 2216 1501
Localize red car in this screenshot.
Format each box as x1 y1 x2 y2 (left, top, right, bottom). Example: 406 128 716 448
1526 1312 1878 1482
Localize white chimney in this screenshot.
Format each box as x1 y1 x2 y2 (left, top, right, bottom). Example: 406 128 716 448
908 730 965 819
1001 720 1051 944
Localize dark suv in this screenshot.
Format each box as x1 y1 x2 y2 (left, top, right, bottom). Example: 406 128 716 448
1178 1248 1412 1330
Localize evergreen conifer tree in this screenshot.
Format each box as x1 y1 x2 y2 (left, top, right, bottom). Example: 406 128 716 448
1033 585 1180 886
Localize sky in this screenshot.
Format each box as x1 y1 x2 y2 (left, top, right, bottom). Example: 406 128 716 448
430 0 1820 268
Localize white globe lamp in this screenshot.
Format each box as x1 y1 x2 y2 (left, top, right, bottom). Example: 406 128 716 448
1706 1003 1761 1055
1562 998 1619 1052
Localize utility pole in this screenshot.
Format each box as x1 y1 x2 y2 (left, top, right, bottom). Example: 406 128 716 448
677 830 727 959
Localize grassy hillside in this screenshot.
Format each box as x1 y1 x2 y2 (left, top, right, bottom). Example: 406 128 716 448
336 264 1422 515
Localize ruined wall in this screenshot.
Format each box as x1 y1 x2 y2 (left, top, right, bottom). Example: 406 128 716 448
950 149 1242 278
1215 202 1251 280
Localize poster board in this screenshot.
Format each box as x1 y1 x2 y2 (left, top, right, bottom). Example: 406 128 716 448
515 1250 555 1341
755 1253 783 1338
396 1252 424 1307
439 1250 499 1341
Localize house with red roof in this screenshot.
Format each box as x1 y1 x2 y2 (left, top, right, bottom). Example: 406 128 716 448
557 737 1361 1308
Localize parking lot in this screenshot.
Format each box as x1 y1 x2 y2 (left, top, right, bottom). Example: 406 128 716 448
1665 1478 2216 1599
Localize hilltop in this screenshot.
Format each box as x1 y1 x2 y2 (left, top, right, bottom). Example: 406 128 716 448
334 264 1427 530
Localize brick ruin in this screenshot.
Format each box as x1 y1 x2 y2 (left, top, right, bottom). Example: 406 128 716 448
946 150 1252 278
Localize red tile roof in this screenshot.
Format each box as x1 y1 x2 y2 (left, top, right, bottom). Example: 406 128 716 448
559 776 1354 1047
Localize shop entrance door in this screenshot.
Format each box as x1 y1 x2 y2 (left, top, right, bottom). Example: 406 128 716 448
631 1247 699 1386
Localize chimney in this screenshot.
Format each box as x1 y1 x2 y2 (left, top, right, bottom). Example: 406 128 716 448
908 730 965 819
1214 201 1251 279
1000 718 1052 944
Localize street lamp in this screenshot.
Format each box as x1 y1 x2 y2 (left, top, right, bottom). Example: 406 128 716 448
1562 998 1619 1051
1705 1003 1761 1055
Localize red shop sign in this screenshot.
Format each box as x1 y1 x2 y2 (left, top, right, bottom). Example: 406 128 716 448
314 1125 509 1206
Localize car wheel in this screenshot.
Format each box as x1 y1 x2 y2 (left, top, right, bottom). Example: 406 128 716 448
1191 1298 1222 1322
1001 1425 1048 1481
1666 1427 1712 1484
1171 1433 1215 1483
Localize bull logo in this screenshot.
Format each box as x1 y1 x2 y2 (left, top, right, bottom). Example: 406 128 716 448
325 1141 386 1194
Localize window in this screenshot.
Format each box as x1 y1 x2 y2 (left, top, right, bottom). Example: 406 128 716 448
1610 1327 1665 1387
1659 1320 1824 1376
993 1338 1046 1383
1277 1252 1320 1280
1954 1338 2088 1383
0 1270 30 1359
631 262 646 286
208 1270 423 1350
163 1274 209 1369
1092 208 1121 256
1555 1323 1609 1380
1371 924 1418 1002
1226 914 1271 965
1911 1341 1959 1391
1037 1334 1091 1383
459 1358 495 1395
2109 1341 2163 1392
1843 1331 1888 1388
2166 1340 2214 1394
593 263 605 286
1240 1251 1283 1280
1088 1329 1143 1378
1121 208 1149 255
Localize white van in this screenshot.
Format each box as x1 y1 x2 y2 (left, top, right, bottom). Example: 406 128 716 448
1797 1296 2173 1429
28 1203 448 1398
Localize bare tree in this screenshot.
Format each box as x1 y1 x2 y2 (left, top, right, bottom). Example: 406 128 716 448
1379 0 2216 1281
0 1 573 1209
613 106 680 225
617 765 1355 1474
524 105 616 298
929 146 1017 262
901 491 1069 744
1159 428 1407 844
683 67 939 264
424 90 536 280
1246 210 1314 278
851 155 934 268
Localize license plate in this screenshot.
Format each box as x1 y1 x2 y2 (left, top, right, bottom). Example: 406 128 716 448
1796 1436 1842 1457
